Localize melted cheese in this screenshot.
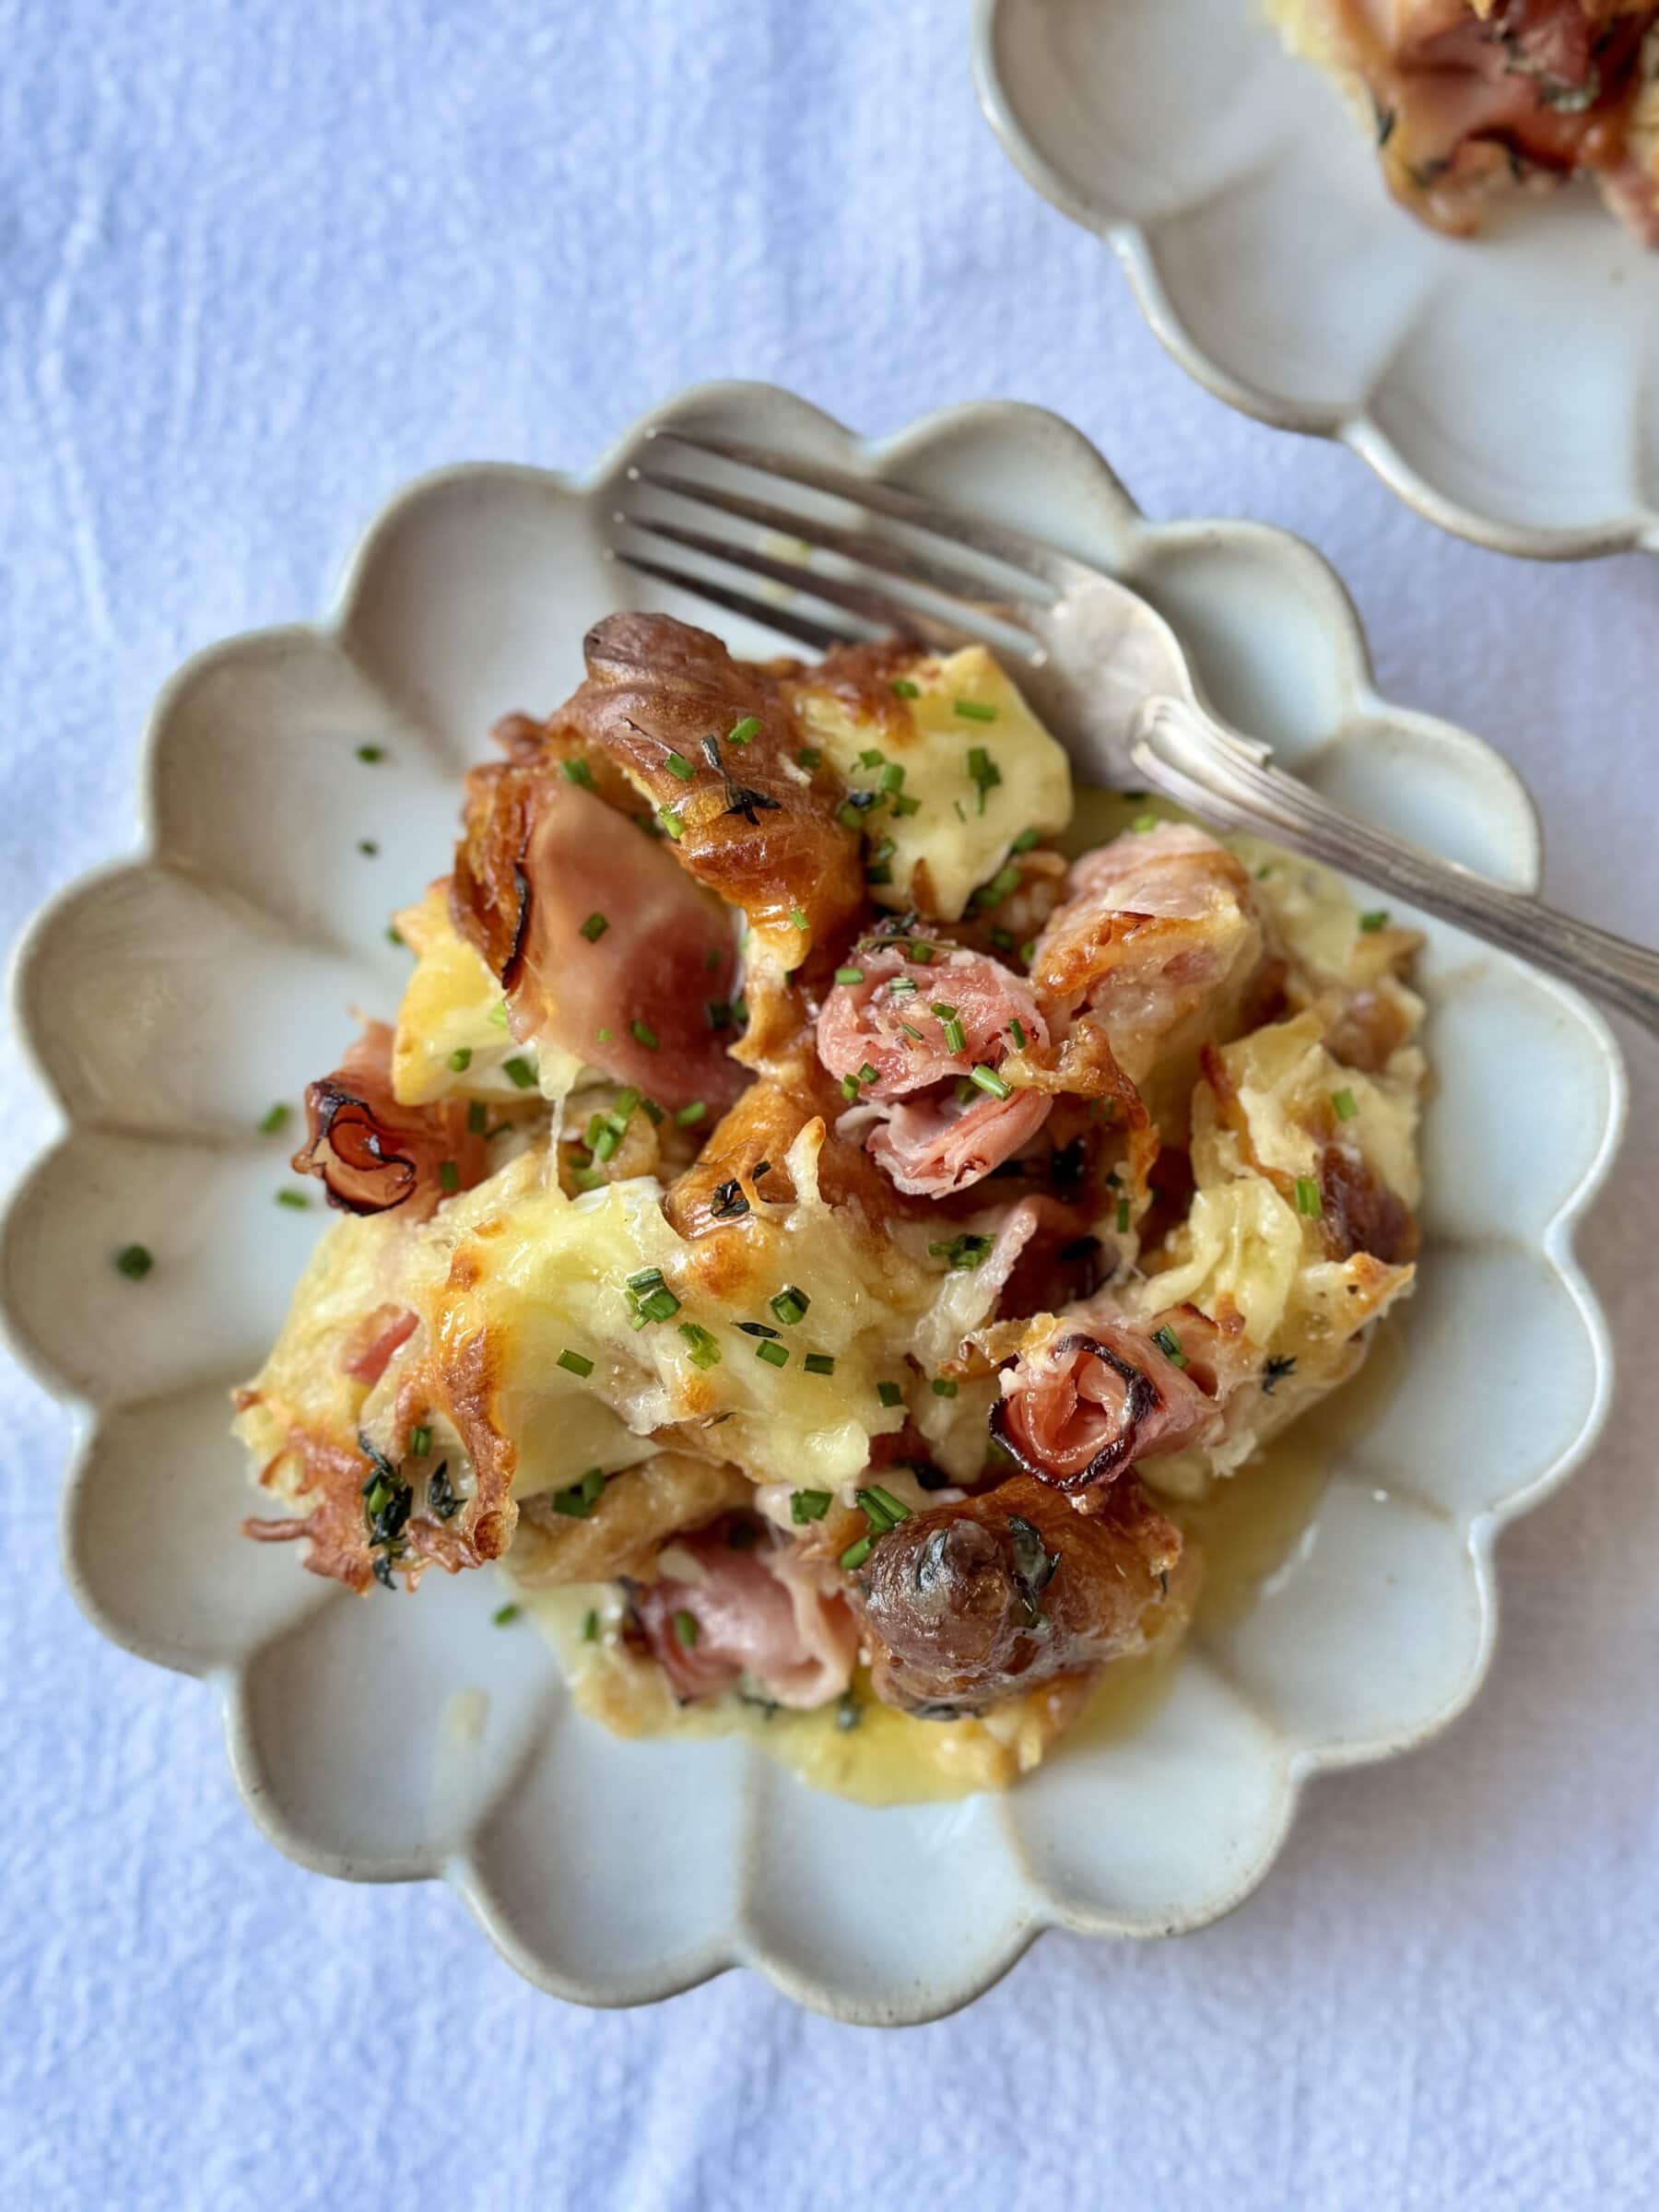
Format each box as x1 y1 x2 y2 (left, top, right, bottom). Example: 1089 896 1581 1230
391 888 584 1106
400 1122 943 1499
793 645 1072 922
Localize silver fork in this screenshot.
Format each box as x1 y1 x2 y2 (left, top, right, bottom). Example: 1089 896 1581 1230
614 428 1659 1034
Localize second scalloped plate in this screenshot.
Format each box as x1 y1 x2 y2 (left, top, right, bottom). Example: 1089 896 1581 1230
1 383 1626 2024
974 0 1659 559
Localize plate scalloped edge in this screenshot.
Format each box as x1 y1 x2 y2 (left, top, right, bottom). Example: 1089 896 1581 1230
971 0 1659 562
1 382 1630 2026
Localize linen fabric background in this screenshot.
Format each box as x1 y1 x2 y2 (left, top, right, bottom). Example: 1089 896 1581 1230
2 3 1655 2206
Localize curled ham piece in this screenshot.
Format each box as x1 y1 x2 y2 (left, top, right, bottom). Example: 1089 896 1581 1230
852 1473 1191 1715
339 1303 418 1385
630 1523 857 1709
452 763 746 1114
293 1022 488 1220
992 1302 1259 1501
816 946 1053 1196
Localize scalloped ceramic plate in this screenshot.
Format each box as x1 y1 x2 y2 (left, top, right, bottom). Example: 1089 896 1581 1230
2 385 1625 2025
973 0 1659 559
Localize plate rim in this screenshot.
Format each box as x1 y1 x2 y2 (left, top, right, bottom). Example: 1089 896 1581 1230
970 0 1659 563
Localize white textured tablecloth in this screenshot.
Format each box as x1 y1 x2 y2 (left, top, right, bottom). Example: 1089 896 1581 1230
4 3 1656 2206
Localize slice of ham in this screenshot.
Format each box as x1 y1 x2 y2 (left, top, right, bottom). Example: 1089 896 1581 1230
992 1300 1260 1503
816 945 1053 1196
630 1523 858 1709
1029 826 1266 1135
292 1022 489 1220
339 1303 418 1386
451 762 746 1114
1330 0 1658 236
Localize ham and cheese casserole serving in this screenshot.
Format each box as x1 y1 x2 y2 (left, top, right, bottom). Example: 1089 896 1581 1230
1273 1 1659 241
234 613 1428 1801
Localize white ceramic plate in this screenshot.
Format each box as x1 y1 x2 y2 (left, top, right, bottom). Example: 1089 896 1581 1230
1 384 1625 2025
973 0 1659 559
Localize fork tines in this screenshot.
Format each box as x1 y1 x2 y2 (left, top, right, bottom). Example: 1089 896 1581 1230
610 426 1061 662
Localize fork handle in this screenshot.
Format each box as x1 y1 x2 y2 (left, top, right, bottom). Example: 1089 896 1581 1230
1133 696 1659 1037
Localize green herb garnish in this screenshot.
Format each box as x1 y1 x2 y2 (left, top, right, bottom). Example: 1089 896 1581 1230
770 1285 810 1326
804 1353 836 1376
557 1348 594 1378
970 1065 1011 1100
1295 1175 1323 1217
502 1055 536 1089
755 1339 789 1369
953 699 996 723
1332 1088 1359 1122
791 1488 832 1524
258 1102 291 1135
562 759 594 789
275 1190 310 1210
113 1243 153 1279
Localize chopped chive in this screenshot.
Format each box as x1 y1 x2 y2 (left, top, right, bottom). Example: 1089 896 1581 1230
410 1426 431 1459
972 865 1020 909
1295 1175 1323 1217
629 1018 659 1050
1133 813 1158 832
1256 865 1273 880
970 1065 1012 1100
579 912 609 943
678 1321 722 1369
1332 1088 1359 1122
258 1102 291 1135
1116 1197 1131 1233
635 1286 681 1325
582 1608 600 1641
788 907 809 933
1011 828 1039 853
355 743 385 763
612 1086 641 1121
834 966 865 987
877 762 905 795
113 1243 153 1280
857 1485 911 1531
439 1159 460 1193
1019 939 1036 965
502 1055 536 1089
562 759 594 789
557 1348 594 1378
891 792 922 817
1152 1325 1186 1369
449 1046 473 1072
569 1164 605 1192
664 750 696 782
837 800 866 832
1008 1018 1026 1050
626 1266 664 1293
1359 909 1389 933
967 746 1003 814
467 1100 488 1135
595 1026 614 1043
840 1073 861 1102
358 838 379 857
488 1003 510 1028
675 1100 707 1128
755 1338 789 1369
858 747 885 770
891 678 921 700
728 715 761 747
275 1189 311 1210
877 1381 903 1408
898 1020 924 1042
658 806 685 840
385 926 405 947
841 1535 873 1571
888 976 918 994
953 700 996 723
928 1232 992 1271
553 1465 606 1516
492 1603 521 1627
804 1353 836 1376
673 1609 699 1648
931 1377 959 1399
908 941 935 965
797 745 821 768
770 1285 811 1326
791 1488 832 1524
736 1321 779 1339
932 1003 966 1054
